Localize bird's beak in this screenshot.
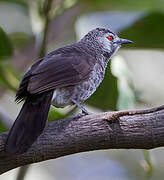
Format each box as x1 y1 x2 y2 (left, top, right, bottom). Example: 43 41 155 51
116 38 133 45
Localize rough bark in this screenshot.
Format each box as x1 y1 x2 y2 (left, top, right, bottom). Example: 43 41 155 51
0 105 164 174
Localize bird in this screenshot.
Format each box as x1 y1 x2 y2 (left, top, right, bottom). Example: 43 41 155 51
5 27 132 154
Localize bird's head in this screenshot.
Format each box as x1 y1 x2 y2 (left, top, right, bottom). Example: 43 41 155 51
81 28 132 58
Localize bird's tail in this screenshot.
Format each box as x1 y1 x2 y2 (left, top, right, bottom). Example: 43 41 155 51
5 91 53 154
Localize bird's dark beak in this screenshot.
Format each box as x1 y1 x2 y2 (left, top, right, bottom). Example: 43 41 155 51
116 38 133 45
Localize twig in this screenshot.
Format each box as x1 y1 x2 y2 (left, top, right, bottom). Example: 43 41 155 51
108 105 164 120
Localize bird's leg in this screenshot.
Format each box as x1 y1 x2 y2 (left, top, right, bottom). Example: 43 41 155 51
71 99 90 115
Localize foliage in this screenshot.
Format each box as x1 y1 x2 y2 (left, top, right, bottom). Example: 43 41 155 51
80 0 164 12
0 27 13 60
120 12 164 49
0 0 163 179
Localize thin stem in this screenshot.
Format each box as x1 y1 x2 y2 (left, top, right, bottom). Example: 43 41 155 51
16 165 30 180
39 0 53 58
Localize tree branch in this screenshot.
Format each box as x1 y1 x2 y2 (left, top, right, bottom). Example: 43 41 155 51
0 105 164 174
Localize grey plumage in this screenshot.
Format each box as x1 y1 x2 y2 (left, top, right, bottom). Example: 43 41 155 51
5 28 132 154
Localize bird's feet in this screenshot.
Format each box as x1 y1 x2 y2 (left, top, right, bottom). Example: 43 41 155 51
72 99 91 117
81 108 91 115
75 110 91 119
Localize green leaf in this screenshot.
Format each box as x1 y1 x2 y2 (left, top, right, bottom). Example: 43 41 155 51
80 0 164 13
0 0 27 8
111 56 136 110
0 65 18 92
9 32 32 49
86 61 118 110
0 26 13 60
119 12 164 49
48 107 67 121
0 119 7 132
0 27 16 91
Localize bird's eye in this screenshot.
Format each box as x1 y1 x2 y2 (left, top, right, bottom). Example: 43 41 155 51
107 35 114 41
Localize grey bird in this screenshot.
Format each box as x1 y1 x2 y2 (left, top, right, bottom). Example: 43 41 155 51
5 28 132 154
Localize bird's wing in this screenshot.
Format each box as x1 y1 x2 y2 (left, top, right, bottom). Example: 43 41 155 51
15 58 44 102
27 54 95 94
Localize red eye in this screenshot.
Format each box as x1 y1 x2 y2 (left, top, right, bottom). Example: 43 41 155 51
107 36 113 41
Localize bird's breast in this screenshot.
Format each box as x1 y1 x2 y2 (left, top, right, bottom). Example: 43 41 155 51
52 63 105 108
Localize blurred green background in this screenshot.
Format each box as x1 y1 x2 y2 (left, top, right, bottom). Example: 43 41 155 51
0 0 164 179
